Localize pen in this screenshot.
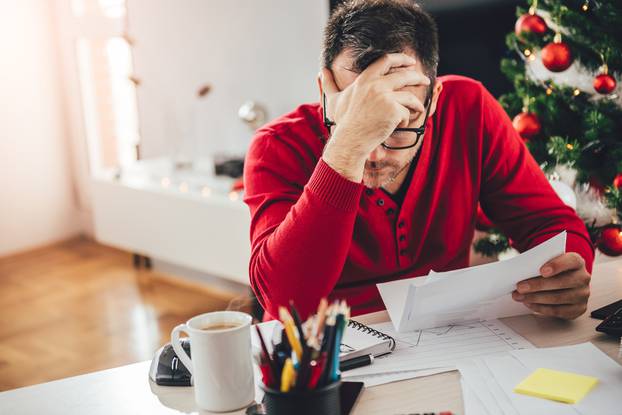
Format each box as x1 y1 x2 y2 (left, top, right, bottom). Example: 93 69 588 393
259 358 275 387
255 326 279 383
279 307 303 361
289 301 308 355
307 355 326 390
280 358 295 392
319 308 337 386
330 312 346 382
340 353 374 372
315 298 329 340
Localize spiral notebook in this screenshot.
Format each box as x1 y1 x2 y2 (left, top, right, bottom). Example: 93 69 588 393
339 320 396 362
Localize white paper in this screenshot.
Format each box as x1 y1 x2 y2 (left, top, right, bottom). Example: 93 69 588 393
458 359 507 415
459 342 622 415
461 377 492 415
344 367 452 387
343 319 533 377
483 355 578 415
511 343 622 415
378 232 566 332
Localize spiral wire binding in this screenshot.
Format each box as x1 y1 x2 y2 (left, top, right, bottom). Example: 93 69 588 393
347 320 396 351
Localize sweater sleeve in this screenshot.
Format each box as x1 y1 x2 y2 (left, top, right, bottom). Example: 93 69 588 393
243 131 364 319
478 85 595 272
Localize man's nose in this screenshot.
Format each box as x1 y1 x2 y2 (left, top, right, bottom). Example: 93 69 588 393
368 146 387 162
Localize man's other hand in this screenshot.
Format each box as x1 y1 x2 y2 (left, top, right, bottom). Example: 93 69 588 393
512 252 591 320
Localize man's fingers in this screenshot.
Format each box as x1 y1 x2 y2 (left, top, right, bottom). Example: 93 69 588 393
362 53 417 79
320 67 340 95
512 286 590 305
540 252 585 277
516 270 590 294
392 91 425 114
395 104 411 129
383 70 430 91
523 302 587 320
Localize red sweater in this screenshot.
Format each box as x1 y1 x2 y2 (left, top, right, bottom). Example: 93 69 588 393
243 75 594 320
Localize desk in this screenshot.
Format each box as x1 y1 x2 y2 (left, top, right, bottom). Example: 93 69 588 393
1 259 621 415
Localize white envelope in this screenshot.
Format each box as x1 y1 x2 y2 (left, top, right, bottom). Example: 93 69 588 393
378 232 567 332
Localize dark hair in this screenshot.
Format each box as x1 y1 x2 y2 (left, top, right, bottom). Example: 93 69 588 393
322 0 439 85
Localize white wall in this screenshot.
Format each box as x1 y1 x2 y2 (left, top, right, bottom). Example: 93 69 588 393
127 0 329 160
0 0 82 256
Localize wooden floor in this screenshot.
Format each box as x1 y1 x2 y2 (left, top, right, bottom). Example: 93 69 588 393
0 238 248 391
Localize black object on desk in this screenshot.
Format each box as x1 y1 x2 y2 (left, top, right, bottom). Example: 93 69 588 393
246 381 364 415
595 306 622 337
148 339 192 386
340 354 374 372
591 299 622 320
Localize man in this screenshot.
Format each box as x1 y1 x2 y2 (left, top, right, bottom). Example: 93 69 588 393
243 0 593 320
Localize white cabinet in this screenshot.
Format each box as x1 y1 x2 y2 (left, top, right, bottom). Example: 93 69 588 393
91 158 251 285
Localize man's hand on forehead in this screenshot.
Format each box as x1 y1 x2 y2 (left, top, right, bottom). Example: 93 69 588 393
319 53 432 183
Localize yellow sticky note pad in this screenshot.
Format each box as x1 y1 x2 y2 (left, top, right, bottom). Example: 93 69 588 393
514 368 598 404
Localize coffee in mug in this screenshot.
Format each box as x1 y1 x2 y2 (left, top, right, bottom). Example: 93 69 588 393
199 322 241 331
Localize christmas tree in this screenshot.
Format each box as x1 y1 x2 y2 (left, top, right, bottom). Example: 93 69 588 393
474 0 622 257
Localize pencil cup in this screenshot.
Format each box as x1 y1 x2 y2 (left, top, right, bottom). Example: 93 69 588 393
261 381 341 415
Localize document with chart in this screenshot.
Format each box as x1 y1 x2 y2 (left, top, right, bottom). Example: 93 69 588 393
343 319 534 378
377 232 566 332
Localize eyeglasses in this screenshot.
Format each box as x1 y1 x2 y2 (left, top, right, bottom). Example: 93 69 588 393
322 92 432 150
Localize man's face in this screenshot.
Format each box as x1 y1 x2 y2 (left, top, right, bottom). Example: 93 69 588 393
330 48 432 188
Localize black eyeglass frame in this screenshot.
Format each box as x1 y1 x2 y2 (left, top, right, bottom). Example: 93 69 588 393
322 91 433 150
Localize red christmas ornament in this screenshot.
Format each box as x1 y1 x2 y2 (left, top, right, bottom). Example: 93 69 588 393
593 73 617 94
541 41 573 72
515 13 548 38
613 173 622 189
512 112 541 140
599 224 622 257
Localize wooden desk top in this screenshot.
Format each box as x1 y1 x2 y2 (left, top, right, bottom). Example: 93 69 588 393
1 258 620 415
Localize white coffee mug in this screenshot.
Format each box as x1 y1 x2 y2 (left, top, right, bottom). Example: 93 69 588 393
171 311 255 412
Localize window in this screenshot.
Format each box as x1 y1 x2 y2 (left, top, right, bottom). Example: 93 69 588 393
70 0 140 174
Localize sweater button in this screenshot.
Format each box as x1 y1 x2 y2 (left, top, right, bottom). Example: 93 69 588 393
387 208 395 215
399 235 406 242
398 221 405 228
377 199 385 206
399 249 406 256
365 188 374 196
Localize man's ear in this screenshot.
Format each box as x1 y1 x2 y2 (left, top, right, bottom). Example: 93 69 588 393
427 80 443 118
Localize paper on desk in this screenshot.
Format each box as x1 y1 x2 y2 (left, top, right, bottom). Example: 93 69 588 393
457 359 513 415
511 343 622 415
461 376 492 415
459 343 622 415
343 367 452 387
483 355 579 415
378 231 566 332
342 319 533 377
